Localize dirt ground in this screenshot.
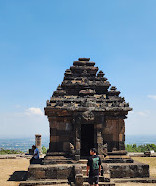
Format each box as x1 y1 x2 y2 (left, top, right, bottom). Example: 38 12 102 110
0 157 156 186
0 158 29 186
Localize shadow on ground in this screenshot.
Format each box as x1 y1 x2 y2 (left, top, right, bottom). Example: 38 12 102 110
8 171 28 181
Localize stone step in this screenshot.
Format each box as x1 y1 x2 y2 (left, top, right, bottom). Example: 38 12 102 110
82 166 110 174
83 175 107 182
82 170 87 176
112 177 156 183
103 159 133 163
105 155 129 159
83 182 115 186
79 158 133 164
44 156 71 160
43 159 75 164
82 169 101 176
107 151 127 155
43 156 75 165
82 172 110 180
46 152 66 156
79 159 88 164
19 179 69 186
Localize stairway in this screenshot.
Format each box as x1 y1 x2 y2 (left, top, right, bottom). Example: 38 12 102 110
79 159 115 186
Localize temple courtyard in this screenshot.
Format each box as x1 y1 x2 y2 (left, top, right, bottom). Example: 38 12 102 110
1 156 156 186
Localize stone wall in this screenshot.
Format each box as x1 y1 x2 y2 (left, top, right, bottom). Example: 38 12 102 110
48 112 126 155
102 118 125 152
49 115 73 152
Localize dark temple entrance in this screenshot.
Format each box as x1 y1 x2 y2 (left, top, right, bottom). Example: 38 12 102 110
81 124 94 156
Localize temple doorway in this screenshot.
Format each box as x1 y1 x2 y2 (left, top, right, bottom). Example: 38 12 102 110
80 124 94 157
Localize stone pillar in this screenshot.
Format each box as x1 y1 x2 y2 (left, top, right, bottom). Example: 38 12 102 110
74 116 81 160
95 123 104 155
75 137 80 160
35 134 42 154
118 119 126 151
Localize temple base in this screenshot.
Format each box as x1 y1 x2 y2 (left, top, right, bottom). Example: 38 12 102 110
19 153 153 186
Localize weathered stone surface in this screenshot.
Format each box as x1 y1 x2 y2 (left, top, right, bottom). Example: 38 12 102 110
107 161 149 178
28 164 74 180
74 165 83 186
45 58 132 113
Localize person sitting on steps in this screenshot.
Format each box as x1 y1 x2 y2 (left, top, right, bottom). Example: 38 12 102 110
30 145 40 164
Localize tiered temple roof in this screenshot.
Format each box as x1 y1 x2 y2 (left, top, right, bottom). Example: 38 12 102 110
46 58 132 113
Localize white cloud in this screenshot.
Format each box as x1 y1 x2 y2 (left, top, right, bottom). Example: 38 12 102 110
137 111 149 117
25 107 44 116
128 110 150 117
15 104 21 108
147 95 156 100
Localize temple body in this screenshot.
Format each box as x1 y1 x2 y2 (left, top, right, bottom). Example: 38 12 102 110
45 58 132 159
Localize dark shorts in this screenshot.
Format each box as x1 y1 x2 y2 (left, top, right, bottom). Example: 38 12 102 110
88 175 99 185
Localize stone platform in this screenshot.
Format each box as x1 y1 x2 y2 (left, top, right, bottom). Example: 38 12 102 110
19 154 116 186
79 158 149 179
106 161 149 178
19 154 152 186
27 164 74 180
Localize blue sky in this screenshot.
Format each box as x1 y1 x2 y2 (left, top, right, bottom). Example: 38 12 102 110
0 0 156 138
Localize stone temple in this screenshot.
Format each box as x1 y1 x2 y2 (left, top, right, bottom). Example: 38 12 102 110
20 58 151 186
45 57 131 158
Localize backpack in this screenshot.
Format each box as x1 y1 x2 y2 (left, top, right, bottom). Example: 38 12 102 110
92 157 100 170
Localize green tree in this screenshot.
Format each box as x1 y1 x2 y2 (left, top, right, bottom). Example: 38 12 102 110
125 144 156 152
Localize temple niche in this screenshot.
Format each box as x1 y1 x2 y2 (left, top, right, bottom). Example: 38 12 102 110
45 58 132 159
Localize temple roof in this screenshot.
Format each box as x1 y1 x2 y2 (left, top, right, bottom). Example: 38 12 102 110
45 58 132 113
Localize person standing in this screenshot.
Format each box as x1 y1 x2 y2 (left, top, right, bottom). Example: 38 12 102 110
87 148 101 186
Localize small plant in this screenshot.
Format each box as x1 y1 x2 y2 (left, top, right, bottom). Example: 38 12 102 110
42 146 47 154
